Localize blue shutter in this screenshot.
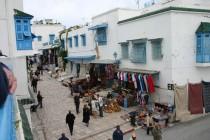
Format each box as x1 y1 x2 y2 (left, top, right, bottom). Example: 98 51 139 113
81 34 86 46
96 28 107 46
16 20 23 40
68 37 72 48
203 33 210 63
121 44 129 59
131 42 146 63
49 34 55 44
74 36 78 47
196 34 203 63
152 41 162 60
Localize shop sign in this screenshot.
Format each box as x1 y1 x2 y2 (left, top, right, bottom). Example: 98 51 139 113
167 84 174 90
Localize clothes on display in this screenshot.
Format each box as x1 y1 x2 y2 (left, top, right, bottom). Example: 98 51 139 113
188 83 203 114
202 81 210 113
116 72 155 94
174 85 191 121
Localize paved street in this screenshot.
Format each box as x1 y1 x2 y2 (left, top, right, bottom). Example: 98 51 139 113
124 114 210 140
31 72 135 140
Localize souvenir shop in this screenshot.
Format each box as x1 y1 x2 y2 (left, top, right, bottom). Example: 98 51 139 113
112 68 158 108
88 60 118 89
174 81 210 122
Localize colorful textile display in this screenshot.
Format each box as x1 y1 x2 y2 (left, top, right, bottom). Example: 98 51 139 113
202 81 210 113
188 83 203 114
174 85 191 121
116 72 155 94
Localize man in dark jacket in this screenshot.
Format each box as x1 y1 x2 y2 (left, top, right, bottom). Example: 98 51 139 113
66 111 76 136
74 94 80 114
58 133 69 140
37 91 43 108
113 125 123 140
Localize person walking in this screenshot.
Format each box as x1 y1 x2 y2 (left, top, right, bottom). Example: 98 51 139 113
74 94 80 114
152 123 162 140
66 111 76 136
68 78 73 96
58 133 69 140
129 131 137 140
37 91 43 108
146 112 154 135
112 125 123 140
97 94 104 117
82 105 90 127
31 75 38 93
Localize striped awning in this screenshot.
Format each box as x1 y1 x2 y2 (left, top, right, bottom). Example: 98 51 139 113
65 55 96 62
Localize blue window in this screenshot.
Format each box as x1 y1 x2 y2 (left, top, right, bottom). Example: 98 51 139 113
49 34 55 44
130 42 146 63
121 43 129 59
151 39 162 60
68 37 72 48
23 20 29 32
96 28 107 46
196 33 210 63
37 36 42 41
61 39 65 48
74 35 78 47
16 20 23 40
80 34 86 46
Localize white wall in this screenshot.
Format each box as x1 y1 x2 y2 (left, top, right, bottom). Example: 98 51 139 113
171 11 210 85
32 24 64 50
118 12 173 88
67 26 95 57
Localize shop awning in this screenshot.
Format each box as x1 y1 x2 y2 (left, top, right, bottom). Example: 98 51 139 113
88 23 108 30
117 68 159 74
65 55 96 61
196 22 210 33
90 59 119 64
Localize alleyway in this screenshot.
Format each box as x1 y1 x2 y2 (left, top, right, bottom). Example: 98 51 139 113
31 72 134 140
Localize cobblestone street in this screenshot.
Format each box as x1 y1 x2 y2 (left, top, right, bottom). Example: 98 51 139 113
31 73 135 140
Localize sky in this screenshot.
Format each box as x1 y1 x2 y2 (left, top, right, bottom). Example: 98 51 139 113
23 0 148 28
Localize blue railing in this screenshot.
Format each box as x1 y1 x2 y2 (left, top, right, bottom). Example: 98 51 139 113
0 95 16 140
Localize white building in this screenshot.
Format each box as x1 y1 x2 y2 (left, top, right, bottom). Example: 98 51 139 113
32 19 65 51
118 0 210 104
0 0 34 139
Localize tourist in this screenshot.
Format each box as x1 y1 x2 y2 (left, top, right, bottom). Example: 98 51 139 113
82 105 90 127
31 75 38 93
129 131 137 140
66 111 76 136
112 125 123 140
152 123 162 140
37 91 43 108
68 78 73 96
97 94 104 117
74 94 80 114
146 112 154 135
58 133 69 140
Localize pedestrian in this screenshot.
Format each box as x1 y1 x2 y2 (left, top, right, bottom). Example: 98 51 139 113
82 105 90 127
58 133 69 140
68 78 73 96
129 131 137 140
74 94 80 114
112 125 123 140
97 94 103 117
146 112 154 135
152 123 162 140
31 75 38 93
66 110 76 136
37 91 43 108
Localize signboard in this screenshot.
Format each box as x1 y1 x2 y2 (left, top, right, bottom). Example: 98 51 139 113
168 83 174 90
